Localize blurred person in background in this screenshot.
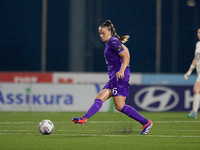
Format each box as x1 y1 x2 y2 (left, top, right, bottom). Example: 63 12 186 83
184 28 200 118
71 20 153 134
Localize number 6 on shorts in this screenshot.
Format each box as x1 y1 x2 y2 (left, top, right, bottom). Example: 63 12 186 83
112 87 118 96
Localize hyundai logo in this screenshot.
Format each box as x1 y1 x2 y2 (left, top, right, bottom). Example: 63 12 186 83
134 86 179 111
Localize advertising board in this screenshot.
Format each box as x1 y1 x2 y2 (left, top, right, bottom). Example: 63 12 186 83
0 72 52 83
0 72 142 85
53 72 142 85
126 85 195 111
0 83 196 112
0 83 112 112
141 74 196 85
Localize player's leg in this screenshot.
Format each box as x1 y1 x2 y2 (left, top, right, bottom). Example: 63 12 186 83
82 88 112 118
71 89 112 125
113 96 148 125
187 79 200 118
113 96 153 134
193 81 200 113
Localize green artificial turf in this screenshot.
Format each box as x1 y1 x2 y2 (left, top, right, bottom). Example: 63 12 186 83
0 112 199 150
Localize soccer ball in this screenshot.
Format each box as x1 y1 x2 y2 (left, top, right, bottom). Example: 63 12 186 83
39 119 54 135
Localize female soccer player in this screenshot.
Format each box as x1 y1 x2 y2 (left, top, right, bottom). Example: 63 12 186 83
71 20 153 134
184 28 200 118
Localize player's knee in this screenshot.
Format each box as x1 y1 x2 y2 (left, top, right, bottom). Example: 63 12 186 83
114 104 123 111
193 88 199 95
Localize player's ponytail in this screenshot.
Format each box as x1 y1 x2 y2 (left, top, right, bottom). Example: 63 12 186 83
100 20 130 43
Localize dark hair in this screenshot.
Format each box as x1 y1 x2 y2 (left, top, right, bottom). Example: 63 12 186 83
100 20 130 43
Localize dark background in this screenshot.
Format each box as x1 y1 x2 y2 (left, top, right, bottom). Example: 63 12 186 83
0 0 200 73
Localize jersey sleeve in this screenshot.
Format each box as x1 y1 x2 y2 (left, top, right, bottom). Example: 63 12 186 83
110 38 125 54
195 41 200 55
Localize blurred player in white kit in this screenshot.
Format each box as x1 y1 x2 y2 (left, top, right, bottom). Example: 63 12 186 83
184 28 200 118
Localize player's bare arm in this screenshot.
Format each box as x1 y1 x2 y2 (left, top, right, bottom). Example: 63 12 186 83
184 55 197 80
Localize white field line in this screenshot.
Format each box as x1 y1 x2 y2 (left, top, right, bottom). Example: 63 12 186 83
0 132 200 138
39 134 200 138
0 129 200 132
0 121 200 124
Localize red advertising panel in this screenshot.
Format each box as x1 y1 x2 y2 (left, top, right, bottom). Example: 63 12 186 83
0 72 52 83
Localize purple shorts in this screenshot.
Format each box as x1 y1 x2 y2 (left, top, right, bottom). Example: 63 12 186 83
102 76 130 97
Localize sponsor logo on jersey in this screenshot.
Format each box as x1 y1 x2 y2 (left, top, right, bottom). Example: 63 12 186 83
117 45 122 51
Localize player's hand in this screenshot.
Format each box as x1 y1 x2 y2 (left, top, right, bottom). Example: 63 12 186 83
184 72 189 80
116 71 125 81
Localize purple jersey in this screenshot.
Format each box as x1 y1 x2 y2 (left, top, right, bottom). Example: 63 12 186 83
104 36 130 79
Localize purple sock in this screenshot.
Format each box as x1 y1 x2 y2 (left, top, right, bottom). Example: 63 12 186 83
82 99 103 119
121 105 148 125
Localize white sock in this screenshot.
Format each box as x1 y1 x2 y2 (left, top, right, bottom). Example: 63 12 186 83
192 94 200 113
